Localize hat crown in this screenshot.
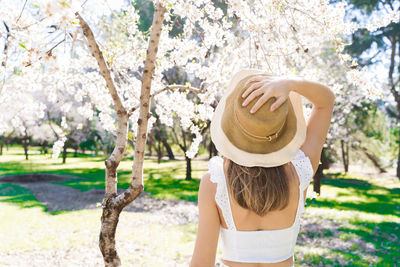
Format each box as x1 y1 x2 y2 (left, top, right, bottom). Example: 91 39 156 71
234 75 289 140
210 68 306 167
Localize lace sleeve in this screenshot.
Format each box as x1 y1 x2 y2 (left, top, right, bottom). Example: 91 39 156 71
292 149 314 191
208 156 236 230
209 156 224 183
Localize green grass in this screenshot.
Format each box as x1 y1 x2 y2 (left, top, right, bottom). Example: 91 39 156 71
0 145 399 265
0 145 206 201
0 181 198 266
295 172 400 266
0 183 46 210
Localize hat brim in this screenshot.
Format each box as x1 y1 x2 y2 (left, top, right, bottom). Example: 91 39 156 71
210 69 306 167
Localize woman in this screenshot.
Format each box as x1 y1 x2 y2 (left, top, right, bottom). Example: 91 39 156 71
190 69 335 267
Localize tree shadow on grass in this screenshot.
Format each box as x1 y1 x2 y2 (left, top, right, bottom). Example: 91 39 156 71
0 183 47 211
339 221 400 265
296 248 372 266
298 174 400 266
145 176 200 202
0 167 109 191
1 165 201 205
0 157 106 176
307 176 400 216
50 166 201 202
0 156 203 202
296 220 400 266
0 163 201 216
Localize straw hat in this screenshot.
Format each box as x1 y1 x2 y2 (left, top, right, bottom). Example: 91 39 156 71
210 68 306 167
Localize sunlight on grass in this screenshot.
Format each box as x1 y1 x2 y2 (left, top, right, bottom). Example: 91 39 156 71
0 146 207 201
298 172 400 266
1 146 399 265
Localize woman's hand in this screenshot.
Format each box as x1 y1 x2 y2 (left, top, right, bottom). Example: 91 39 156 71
241 76 291 114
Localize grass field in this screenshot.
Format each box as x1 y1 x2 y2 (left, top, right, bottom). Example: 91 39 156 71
0 146 399 266
0 145 206 201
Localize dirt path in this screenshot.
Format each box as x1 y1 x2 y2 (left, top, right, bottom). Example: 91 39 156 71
0 175 198 226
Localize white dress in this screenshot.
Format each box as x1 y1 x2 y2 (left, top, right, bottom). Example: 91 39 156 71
208 148 314 267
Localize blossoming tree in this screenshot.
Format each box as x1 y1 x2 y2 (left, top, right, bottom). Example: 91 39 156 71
1 0 398 266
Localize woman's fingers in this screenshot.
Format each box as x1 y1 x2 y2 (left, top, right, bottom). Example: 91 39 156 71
250 92 272 113
243 76 262 89
242 88 264 107
270 96 287 111
241 79 263 98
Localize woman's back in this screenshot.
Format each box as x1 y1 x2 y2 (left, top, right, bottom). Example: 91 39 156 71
190 69 334 267
221 160 300 232
208 149 315 267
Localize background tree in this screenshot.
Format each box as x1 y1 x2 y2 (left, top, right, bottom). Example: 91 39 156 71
342 0 400 177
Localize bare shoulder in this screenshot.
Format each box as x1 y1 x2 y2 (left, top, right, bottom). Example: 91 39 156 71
200 172 217 191
198 172 217 201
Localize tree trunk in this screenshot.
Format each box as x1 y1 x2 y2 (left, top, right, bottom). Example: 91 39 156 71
313 163 323 195
62 144 67 164
74 145 78 157
154 120 174 160
159 126 174 160
387 35 400 179
23 136 29 160
41 141 48 154
0 141 3 155
360 146 386 173
77 3 166 266
313 148 327 194
321 148 329 170
147 133 153 157
185 156 192 180
340 139 349 173
346 142 349 171
181 129 192 180
157 138 163 164
106 143 113 155
208 140 217 159
397 136 400 179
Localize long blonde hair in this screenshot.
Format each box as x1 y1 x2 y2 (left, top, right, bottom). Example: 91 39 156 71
226 159 293 216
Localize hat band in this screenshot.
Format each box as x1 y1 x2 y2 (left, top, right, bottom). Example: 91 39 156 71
233 111 287 142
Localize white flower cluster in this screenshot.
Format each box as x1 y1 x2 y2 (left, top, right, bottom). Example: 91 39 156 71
185 125 202 159
346 69 381 100
365 9 400 32
36 0 81 29
1 0 394 163
52 136 67 159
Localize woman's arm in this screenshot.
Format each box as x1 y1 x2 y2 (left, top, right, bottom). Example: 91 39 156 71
286 79 334 174
241 76 335 174
190 172 220 267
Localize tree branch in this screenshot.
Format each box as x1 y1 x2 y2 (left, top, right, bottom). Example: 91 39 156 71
128 84 205 115
114 1 167 207
24 38 66 67
16 0 28 24
76 12 126 116
388 36 400 110
0 22 10 93
70 28 79 56
77 12 129 197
